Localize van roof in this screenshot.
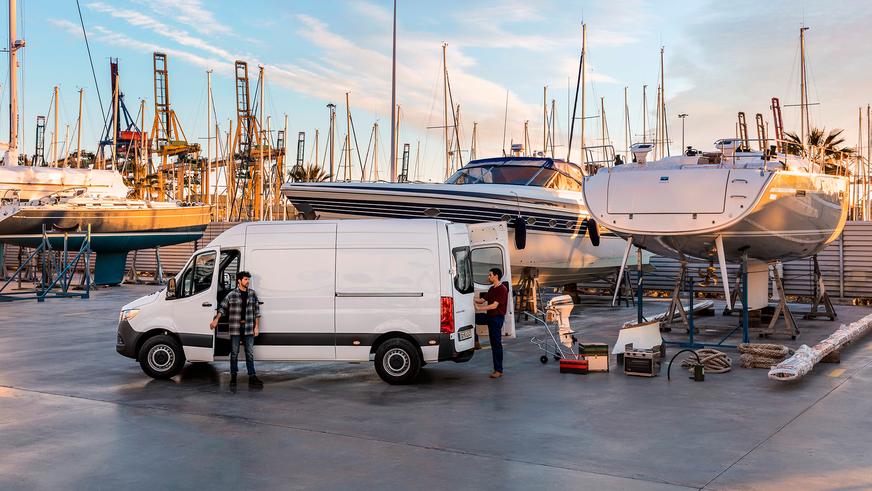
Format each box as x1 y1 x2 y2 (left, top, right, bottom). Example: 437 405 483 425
207 218 451 248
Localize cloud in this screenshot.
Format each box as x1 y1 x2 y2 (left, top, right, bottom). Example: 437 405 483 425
49 18 229 74
131 0 232 36
86 2 238 62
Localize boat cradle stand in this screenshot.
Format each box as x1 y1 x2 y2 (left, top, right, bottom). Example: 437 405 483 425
802 254 836 321
725 260 800 340
0 226 92 302
125 246 167 285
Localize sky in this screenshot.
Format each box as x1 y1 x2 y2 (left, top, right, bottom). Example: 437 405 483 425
5 0 872 181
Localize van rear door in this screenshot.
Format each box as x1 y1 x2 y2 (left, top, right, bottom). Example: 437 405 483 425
467 222 515 338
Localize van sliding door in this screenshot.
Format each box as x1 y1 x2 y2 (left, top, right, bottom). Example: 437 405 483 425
243 223 338 360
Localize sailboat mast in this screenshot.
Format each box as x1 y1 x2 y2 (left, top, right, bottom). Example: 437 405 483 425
543 86 547 156
600 96 608 153
207 69 212 205
800 26 810 151
471 122 477 160
53 86 59 165
642 85 648 143
442 43 449 180
660 46 669 157
345 92 352 180
623 86 631 158
76 88 83 168
7 0 21 165
580 23 587 160
389 0 397 182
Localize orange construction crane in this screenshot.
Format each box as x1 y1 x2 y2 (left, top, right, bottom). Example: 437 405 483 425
151 52 201 201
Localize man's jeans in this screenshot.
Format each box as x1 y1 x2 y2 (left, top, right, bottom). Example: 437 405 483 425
475 313 504 373
230 334 256 376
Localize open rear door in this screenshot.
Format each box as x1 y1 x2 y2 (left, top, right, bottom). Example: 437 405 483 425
467 221 515 339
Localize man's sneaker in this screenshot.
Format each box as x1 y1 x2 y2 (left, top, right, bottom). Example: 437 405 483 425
248 375 264 388
229 374 238 387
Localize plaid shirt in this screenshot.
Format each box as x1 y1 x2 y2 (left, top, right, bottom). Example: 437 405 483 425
217 288 261 336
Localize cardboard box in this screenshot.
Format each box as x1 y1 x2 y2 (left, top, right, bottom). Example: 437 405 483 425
585 355 610 372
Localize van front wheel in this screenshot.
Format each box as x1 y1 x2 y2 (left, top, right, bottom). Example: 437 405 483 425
139 335 185 379
375 338 421 385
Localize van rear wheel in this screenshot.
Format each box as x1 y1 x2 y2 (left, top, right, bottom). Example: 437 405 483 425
374 338 421 385
139 335 185 380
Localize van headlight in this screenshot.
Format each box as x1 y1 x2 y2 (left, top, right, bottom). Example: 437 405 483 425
120 309 140 322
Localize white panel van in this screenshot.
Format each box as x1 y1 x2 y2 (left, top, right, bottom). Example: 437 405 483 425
116 219 513 384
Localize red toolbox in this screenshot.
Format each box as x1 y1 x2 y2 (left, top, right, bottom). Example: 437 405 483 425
559 358 589 374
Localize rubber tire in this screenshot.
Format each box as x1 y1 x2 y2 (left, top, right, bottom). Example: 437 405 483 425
540 355 548 364
374 338 421 385
139 334 186 380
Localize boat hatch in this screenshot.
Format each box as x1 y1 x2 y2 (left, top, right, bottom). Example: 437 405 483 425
607 168 730 215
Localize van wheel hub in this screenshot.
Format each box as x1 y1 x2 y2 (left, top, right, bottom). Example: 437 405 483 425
383 348 410 376
148 345 175 372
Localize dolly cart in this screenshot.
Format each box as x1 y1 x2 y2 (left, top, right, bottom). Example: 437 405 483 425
530 295 578 363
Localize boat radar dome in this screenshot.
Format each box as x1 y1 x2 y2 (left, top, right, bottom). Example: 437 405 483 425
630 143 654 164
714 138 740 158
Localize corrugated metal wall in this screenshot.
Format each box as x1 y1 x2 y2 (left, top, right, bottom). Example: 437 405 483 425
3 221 872 297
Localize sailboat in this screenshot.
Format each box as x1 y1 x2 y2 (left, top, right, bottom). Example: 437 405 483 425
582 27 850 309
0 0 210 285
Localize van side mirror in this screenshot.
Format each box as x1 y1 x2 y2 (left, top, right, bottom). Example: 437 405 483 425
166 277 177 300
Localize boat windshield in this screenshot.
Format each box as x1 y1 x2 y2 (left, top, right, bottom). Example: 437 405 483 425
446 158 583 192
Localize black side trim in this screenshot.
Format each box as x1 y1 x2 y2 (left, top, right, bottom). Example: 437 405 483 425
178 333 213 348
115 320 141 359
219 332 443 347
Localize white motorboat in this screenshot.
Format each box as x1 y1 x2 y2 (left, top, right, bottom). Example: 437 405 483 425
282 156 649 287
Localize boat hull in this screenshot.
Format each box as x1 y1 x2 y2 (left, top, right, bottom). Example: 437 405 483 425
0 204 211 285
584 167 848 262
282 182 646 286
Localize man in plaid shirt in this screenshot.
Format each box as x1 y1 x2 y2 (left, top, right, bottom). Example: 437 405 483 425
210 271 263 388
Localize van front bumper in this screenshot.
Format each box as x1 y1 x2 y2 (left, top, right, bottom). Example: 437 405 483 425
438 326 475 363
116 320 141 359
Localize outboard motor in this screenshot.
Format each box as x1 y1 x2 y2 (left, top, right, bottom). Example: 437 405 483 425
546 295 576 348
630 143 654 164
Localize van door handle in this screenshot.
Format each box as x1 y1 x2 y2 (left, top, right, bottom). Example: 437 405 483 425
202 302 213 307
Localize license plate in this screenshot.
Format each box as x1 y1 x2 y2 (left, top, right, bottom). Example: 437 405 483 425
459 329 473 341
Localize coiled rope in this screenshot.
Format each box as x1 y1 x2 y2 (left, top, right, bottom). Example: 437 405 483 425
738 343 790 369
679 348 732 374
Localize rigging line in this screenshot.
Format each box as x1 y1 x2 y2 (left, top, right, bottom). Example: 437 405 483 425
349 113 364 177
76 0 105 125
445 69 462 167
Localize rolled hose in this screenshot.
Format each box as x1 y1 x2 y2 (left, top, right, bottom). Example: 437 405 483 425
667 349 702 381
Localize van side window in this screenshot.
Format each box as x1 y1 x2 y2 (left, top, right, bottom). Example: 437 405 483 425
452 247 474 294
471 247 504 285
218 250 240 293
178 251 216 298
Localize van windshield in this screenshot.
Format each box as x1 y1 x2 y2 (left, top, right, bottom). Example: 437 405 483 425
452 247 474 294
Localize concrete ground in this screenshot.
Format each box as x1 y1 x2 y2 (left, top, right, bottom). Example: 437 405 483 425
1 285 871 490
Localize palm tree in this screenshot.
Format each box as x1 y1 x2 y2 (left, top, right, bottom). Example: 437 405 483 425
783 127 855 174
289 163 331 183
